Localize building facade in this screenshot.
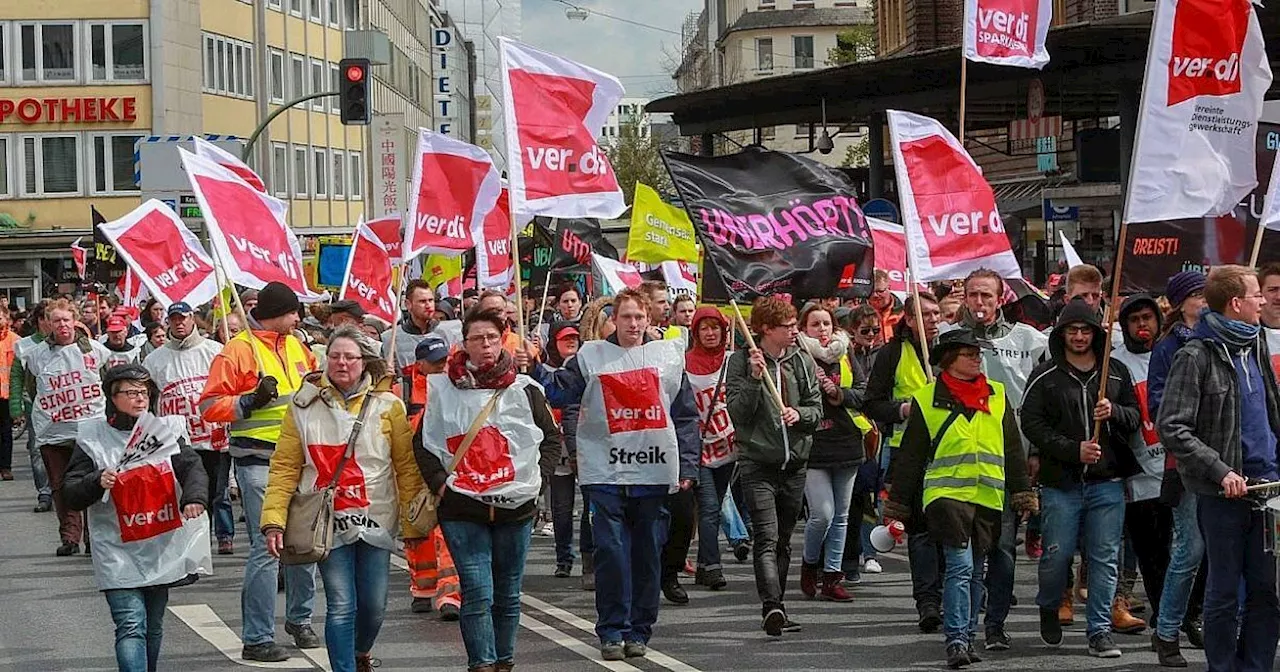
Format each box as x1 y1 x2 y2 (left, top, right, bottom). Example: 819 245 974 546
600 97 651 143
437 0 520 170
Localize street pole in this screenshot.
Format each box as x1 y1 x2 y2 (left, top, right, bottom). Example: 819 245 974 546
241 91 339 160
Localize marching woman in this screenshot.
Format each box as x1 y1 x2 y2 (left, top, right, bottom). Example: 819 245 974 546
417 308 562 672
261 326 425 672
796 304 866 602
687 306 738 591
63 364 210 672
885 330 1037 669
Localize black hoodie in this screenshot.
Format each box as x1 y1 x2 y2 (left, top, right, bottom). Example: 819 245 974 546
1020 298 1142 488
1118 294 1162 355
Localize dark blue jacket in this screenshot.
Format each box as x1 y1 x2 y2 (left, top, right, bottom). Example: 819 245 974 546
1147 322 1195 419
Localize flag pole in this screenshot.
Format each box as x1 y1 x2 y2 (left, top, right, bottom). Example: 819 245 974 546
213 262 231 343
208 243 267 372
509 207 528 349
1249 222 1267 268
906 265 936 383
728 298 786 412
958 56 969 143
386 263 409 372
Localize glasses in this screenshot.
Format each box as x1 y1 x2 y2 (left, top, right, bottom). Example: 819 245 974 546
858 326 881 336
1065 325 1093 336
327 353 362 363
466 333 502 345
115 389 150 400
776 322 799 331
957 350 982 360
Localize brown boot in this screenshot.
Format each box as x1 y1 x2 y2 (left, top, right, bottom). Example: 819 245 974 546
800 562 820 599
819 571 854 602
1058 588 1075 625
1112 597 1148 634
356 654 376 672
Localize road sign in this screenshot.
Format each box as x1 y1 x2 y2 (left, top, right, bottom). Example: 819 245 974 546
862 198 900 224
1042 200 1079 222
135 136 246 191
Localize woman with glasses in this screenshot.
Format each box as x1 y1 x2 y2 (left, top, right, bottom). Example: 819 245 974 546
261 326 425 672
842 305 886 581
884 329 1036 668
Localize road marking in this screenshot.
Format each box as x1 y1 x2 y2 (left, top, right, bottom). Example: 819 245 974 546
168 603 315 670
520 594 702 672
519 613 641 671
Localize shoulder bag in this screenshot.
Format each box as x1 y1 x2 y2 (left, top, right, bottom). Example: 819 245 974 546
408 387 504 534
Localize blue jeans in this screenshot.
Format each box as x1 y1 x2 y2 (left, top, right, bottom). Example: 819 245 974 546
235 459 317 646
104 586 169 672
943 545 983 647
1157 491 1203 640
696 463 734 571
549 474 593 567
982 503 1017 630
583 485 669 644
317 542 390 672
1198 496 1280 672
1035 480 1126 636
721 490 748 545
440 518 533 668
801 466 857 572
26 411 50 500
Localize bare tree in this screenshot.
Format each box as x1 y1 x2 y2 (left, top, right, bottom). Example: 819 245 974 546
604 120 673 205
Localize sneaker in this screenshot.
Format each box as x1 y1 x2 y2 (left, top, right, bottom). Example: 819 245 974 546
844 570 863 586
1024 533 1043 560
984 626 1011 651
662 577 689 605
623 641 647 658
819 572 854 602
554 563 572 578
601 642 625 661
800 562 820 598
918 604 942 634
410 597 433 613
538 521 555 537
683 559 696 575
1088 631 1122 658
355 653 379 672
285 622 321 649
33 499 52 513
762 608 786 637
733 542 751 563
55 542 79 557
217 539 234 555
0 468 13 480
863 558 883 574
945 642 971 669
1181 618 1204 649
1152 633 1187 667
242 642 291 662
439 604 460 622
1039 607 1063 648
781 618 802 633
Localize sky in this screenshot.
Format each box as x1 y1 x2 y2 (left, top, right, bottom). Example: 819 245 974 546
521 0 703 101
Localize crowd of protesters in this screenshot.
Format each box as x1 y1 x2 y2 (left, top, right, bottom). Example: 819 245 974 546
4 261 1280 672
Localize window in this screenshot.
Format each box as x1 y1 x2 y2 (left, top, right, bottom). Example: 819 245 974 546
0 24 7 82
348 151 362 199
759 126 775 141
327 0 340 27
203 34 253 97
293 145 308 197
89 22 146 81
330 63 340 113
291 54 305 99
332 150 345 198
310 59 325 110
204 35 215 88
20 22 77 82
310 0 323 22
0 138 10 198
879 0 907 53
793 36 814 70
268 0 282 10
272 143 288 197
795 123 811 138
290 0 304 16
313 148 328 197
269 49 284 102
20 134 80 196
343 0 360 28
91 133 142 194
755 38 773 73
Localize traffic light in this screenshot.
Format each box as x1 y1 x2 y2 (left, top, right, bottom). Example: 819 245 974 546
338 58 370 125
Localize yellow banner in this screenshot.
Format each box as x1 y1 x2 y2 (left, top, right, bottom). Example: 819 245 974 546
211 284 236 320
423 253 464 289
626 182 699 264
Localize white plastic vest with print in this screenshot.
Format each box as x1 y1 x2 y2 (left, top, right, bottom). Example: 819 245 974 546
78 416 213 590
1266 327 1280 381
575 339 684 490
26 340 110 446
145 340 229 452
941 321 1047 409
291 385 403 550
420 374 545 509
1111 346 1165 502
687 362 735 468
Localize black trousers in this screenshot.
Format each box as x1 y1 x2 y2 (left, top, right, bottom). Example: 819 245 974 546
1126 498 1173 624
661 487 697 582
739 461 807 615
0 402 11 470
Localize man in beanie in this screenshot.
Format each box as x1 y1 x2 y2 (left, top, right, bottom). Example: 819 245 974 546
198 281 319 662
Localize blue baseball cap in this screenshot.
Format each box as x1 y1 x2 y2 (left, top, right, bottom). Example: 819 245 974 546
166 301 193 317
414 335 450 363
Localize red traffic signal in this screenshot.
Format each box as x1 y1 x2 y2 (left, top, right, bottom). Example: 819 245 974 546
338 58 370 126
345 65 365 83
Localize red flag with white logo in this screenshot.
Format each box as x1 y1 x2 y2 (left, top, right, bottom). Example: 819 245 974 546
70 237 87 280
340 221 398 325
499 37 627 219
864 218 929 296
887 110 1022 283
181 148 326 302
98 200 219 308
117 268 149 325
402 129 502 261
593 254 644 295
1126 0 1271 223
193 137 269 195
660 260 698 296
365 213 404 264
474 187 531 290
963 0 1052 69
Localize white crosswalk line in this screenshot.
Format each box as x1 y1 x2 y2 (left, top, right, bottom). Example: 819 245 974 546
168 603 315 669
519 613 641 671
519 594 702 672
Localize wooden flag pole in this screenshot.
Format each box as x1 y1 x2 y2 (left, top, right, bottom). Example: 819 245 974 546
729 298 786 413
218 256 267 373
1091 220 1130 443
1249 225 1267 268
510 208 528 347
958 56 969 143
385 264 409 372
213 262 231 343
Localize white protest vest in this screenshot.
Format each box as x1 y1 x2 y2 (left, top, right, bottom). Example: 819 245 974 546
1266 327 1280 381
77 416 213 590
104 346 140 370
26 340 110 446
574 339 684 490
290 382 404 550
420 374 545 509
145 339 229 452
1112 346 1164 502
687 362 735 468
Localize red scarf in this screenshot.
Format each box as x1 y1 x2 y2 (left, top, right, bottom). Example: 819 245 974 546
941 371 991 414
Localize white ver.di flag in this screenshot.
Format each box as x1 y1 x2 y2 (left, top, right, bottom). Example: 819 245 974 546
1125 0 1272 223
963 0 1053 69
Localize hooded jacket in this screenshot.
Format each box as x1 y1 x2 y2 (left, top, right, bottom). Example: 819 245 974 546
1114 294 1166 500
1020 298 1142 489
686 307 729 377
685 308 736 467
544 321 579 369
1118 294 1161 355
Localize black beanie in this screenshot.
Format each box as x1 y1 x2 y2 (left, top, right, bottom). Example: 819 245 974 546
252 281 301 321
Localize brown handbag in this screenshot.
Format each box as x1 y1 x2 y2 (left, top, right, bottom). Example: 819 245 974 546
408 388 504 534
280 396 373 566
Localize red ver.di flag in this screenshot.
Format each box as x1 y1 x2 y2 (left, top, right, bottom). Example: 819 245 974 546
180 148 326 302
193 137 267 194
474 187 530 290
887 110 1022 283
963 0 1052 69
592 254 644 295
365 214 404 264
340 222 398 324
1126 0 1271 223
402 129 502 260
97 200 219 308
499 37 627 219
866 218 927 296
664 146 874 301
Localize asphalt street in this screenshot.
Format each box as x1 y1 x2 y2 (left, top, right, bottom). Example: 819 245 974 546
0 454 1207 671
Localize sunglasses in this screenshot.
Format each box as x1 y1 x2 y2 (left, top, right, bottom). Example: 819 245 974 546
858 326 881 336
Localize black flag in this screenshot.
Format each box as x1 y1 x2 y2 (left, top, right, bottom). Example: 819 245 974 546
91 206 127 285
549 218 618 274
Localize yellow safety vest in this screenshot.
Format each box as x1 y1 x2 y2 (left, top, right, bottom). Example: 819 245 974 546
229 331 311 445
914 379 1008 512
838 356 874 435
663 325 685 342
889 343 929 447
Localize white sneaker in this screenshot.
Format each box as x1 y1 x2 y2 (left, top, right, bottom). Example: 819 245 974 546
537 522 555 537
864 558 883 574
